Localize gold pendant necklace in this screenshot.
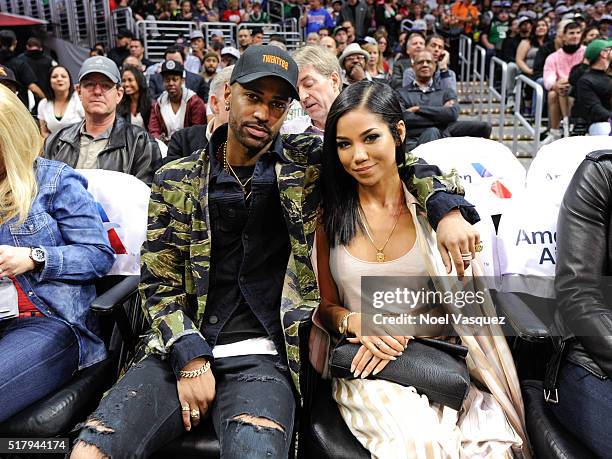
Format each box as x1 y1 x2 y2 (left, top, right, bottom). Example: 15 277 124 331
222 141 253 201
358 190 404 263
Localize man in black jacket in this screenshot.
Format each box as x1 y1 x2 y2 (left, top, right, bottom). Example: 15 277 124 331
574 39 612 135
0 30 45 106
551 149 612 458
44 56 161 185
398 50 491 150
19 37 56 98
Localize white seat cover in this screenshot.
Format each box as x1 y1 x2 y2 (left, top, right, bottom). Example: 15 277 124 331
78 169 151 276
413 137 526 217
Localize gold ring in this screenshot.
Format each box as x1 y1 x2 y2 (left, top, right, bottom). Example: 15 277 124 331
190 409 200 419
181 406 190 412
475 242 484 252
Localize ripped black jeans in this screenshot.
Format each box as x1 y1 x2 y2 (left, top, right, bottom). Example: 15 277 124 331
74 354 296 458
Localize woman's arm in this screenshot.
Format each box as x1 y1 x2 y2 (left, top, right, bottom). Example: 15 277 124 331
516 40 533 76
39 120 50 139
316 224 349 335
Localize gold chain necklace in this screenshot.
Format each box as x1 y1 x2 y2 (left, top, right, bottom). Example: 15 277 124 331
222 141 253 201
358 191 404 263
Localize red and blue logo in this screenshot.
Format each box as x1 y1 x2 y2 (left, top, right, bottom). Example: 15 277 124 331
96 203 127 255
471 162 512 199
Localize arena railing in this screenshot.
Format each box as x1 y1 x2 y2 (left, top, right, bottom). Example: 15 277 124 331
458 35 472 95
137 20 200 62
89 0 113 48
488 56 508 141
512 74 544 156
111 7 137 40
201 21 236 47
267 0 285 25
471 45 486 120
238 22 282 42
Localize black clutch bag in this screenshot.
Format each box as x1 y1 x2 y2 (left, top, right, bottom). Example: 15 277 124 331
329 338 470 411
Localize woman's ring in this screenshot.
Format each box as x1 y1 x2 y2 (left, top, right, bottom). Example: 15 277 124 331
475 242 484 252
181 406 190 412
190 409 200 419
461 252 472 261
376 340 383 347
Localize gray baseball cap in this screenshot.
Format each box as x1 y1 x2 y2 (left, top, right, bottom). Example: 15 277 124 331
78 56 121 84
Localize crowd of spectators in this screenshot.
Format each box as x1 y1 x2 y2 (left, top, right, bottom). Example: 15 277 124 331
0 0 609 157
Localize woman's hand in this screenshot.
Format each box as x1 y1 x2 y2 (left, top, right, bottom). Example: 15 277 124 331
435 209 480 275
177 358 216 432
0 246 36 277
346 313 409 377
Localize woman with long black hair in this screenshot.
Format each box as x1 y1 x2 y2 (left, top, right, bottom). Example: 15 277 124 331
313 80 529 458
117 64 152 129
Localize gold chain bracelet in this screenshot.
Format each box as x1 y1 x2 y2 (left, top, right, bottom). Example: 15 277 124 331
179 361 211 379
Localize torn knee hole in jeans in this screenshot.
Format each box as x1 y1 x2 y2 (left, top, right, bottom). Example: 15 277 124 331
228 414 286 435
81 417 115 434
237 374 282 383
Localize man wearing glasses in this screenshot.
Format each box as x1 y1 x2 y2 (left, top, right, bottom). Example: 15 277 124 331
338 43 373 84
398 50 491 150
44 57 161 185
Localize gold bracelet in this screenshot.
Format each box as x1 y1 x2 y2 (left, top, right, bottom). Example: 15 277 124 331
338 311 357 336
179 361 211 379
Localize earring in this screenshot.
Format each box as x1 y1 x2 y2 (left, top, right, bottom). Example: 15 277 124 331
225 102 230 111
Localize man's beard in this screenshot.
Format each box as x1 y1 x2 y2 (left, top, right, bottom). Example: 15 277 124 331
205 67 217 76
228 113 274 158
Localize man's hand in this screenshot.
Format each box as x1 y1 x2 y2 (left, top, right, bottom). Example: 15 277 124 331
554 78 570 96
177 358 216 431
349 63 366 82
439 50 450 71
407 106 420 113
435 209 480 276
0 246 36 277
444 99 455 107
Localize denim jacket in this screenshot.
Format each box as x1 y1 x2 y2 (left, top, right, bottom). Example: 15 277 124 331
0 158 115 369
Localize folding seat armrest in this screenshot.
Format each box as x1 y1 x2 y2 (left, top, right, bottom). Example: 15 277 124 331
91 275 140 314
490 290 550 342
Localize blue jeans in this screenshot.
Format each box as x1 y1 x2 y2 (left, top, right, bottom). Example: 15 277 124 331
75 354 296 458
550 361 612 457
0 316 79 422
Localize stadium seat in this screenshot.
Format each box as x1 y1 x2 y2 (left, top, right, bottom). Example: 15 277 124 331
527 136 612 190
412 137 526 217
492 182 597 458
522 380 597 459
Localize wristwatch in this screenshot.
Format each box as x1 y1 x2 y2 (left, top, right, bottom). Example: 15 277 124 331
29 247 46 270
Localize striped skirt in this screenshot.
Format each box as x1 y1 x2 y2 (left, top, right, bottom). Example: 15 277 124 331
332 378 522 459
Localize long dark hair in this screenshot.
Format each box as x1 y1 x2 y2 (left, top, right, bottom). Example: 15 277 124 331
117 65 152 127
322 80 408 248
531 19 549 47
46 66 75 102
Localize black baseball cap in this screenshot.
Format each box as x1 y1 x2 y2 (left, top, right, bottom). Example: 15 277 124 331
230 45 299 99
161 59 184 76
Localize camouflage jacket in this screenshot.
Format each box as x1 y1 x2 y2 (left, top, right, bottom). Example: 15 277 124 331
137 131 470 400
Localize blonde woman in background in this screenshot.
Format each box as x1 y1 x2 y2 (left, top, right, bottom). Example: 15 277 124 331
0 85 114 423
362 43 389 80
